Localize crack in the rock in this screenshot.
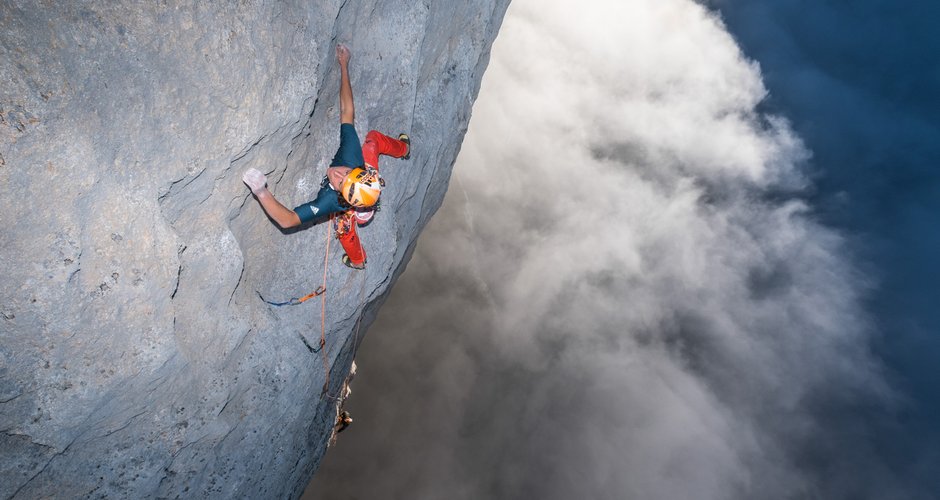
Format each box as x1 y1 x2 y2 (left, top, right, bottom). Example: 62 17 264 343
170 245 186 300
0 392 23 404
158 167 209 206
8 434 77 500
100 409 148 438
216 394 236 417
227 258 245 307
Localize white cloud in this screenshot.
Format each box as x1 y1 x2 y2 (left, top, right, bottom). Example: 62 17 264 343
437 0 891 497
311 1 907 498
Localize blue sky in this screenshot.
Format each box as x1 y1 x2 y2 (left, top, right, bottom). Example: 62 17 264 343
308 1 939 498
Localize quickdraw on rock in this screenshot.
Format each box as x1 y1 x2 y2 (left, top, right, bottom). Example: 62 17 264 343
257 285 326 307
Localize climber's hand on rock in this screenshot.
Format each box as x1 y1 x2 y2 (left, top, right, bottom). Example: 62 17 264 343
336 43 351 66
243 168 267 194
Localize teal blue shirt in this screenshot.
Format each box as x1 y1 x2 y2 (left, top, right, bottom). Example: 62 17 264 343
294 182 347 223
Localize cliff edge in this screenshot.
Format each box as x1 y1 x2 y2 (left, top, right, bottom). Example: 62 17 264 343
0 1 509 497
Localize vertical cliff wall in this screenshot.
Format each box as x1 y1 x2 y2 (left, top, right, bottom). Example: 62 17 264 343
0 1 509 497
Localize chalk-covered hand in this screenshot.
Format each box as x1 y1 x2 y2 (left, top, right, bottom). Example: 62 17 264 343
336 43 351 66
243 168 267 193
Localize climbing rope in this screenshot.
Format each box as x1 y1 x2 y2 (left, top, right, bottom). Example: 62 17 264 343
257 211 368 403
320 212 369 402
320 274 367 401
318 214 333 395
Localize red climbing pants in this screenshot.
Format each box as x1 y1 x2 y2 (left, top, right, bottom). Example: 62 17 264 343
362 130 409 170
337 130 409 266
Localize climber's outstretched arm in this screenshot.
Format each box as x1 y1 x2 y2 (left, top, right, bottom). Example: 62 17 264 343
243 168 301 228
253 189 301 228
336 44 354 125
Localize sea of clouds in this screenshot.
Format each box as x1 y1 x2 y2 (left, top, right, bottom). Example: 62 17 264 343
308 1 931 498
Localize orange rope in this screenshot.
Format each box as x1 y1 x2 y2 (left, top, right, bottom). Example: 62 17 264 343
320 212 369 402
320 215 333 395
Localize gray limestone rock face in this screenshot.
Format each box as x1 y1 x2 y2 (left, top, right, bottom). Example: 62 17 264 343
0 1 509 498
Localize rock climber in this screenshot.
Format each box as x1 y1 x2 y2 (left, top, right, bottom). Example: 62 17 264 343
242 43 410 269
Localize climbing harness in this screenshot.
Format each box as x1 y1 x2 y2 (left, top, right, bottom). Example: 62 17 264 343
332 210 355 237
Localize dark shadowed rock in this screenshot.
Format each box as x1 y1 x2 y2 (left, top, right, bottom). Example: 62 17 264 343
0 1 509 497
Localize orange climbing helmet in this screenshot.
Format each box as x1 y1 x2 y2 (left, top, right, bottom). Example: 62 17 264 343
341 167 384 207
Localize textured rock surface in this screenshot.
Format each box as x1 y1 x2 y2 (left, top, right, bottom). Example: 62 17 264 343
0 1 508 497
